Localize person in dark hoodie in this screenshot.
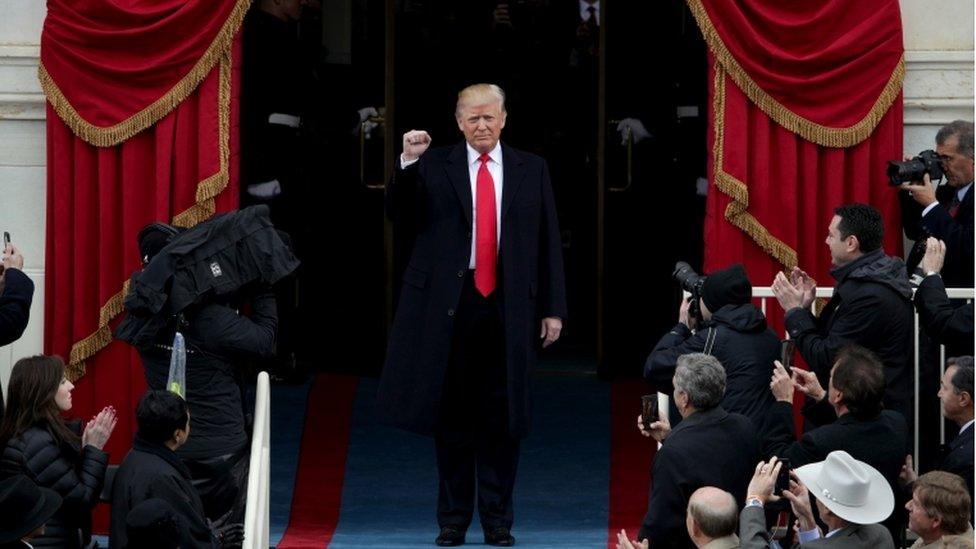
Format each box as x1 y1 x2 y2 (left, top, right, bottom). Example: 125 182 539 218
645 264 780 429
132 224 277 524
110 390 243 549
771 203 914 425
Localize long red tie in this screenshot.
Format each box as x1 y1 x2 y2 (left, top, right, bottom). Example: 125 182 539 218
475 153 497 297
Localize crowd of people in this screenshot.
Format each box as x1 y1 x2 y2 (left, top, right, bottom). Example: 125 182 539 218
0 69 971 548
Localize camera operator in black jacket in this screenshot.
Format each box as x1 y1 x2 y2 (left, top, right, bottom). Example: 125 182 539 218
133 225 277 524
645 264 780 429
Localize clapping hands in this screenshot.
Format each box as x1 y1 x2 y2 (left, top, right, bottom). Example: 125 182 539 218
82 406 117 450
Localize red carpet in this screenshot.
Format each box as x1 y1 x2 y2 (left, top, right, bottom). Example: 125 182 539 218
277 374 359 549
607 379 656 549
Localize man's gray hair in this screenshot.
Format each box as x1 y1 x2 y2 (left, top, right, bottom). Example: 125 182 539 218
456 83 506 118
936 120 974 160
674 353 726 410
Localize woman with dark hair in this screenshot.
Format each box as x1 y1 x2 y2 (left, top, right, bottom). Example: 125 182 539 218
0 355 116 548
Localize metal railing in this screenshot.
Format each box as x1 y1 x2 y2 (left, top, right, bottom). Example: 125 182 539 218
243 371 271 549
751 286 974 469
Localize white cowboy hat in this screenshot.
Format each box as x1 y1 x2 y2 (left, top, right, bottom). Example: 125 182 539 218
794 450 894 525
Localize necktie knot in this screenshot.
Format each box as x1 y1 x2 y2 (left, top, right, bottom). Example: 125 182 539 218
479 153 490 165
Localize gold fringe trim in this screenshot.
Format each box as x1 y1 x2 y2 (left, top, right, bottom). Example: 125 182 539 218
687 0 904 148
39 0 249 148
712 62 798 273
65 52 233 381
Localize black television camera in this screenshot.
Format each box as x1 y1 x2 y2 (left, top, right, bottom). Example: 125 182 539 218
887 150 945 186
673 261 705 324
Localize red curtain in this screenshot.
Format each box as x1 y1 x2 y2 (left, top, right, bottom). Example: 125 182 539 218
41 0 246 529
690 0 905 311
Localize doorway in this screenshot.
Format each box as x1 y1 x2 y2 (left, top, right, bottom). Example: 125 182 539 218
240 0 708 379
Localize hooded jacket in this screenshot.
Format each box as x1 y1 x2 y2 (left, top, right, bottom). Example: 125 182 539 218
644 303 781 429
785 249 914 421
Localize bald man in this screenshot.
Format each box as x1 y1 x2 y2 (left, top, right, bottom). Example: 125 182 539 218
616 487 740 549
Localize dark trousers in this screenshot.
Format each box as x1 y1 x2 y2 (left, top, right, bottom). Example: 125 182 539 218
184 447 250 523
436 272 520 530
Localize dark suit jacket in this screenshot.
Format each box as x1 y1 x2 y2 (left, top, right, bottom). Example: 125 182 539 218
759 400 908 541
942 422 974 500
739 505 895 549
903 183 974 288
377 141 567 438
638 407 759 548
0 267 33 347
914 273 974 356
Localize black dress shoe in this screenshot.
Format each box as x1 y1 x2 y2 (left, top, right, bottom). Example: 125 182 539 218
484 526 515 547
435 526 466 546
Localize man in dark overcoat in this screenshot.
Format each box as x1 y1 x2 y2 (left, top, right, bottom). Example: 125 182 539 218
377 83 567 547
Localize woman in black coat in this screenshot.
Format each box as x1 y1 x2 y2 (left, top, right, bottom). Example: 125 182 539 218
0 355 116 548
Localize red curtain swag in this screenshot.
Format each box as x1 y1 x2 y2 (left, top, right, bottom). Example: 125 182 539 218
40 2 245 529
689 0 905 304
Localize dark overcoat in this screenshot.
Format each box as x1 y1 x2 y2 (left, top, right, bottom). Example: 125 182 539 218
377 141 567 438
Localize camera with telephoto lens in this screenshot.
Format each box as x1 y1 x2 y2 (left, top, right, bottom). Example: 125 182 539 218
673 261 706 323
886 150 945 186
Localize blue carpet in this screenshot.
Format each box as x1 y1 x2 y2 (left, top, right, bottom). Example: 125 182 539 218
270 379 314 546
324 368 611 548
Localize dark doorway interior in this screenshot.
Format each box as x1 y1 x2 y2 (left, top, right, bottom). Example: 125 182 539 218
240 0 707 379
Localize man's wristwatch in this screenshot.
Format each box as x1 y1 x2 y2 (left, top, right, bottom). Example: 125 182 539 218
745 495 764 508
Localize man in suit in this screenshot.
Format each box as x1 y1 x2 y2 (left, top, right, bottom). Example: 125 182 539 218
771 203 914 424
913 237 974 356
899 120 974 289
763 345 908 542
936 357 973 499
635 353 759 548
740 452 895 548
377 83 567 547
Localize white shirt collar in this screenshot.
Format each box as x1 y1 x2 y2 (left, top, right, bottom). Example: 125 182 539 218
957 182 972 202
961 419 974 434
466 142 502 167
580 0 599 22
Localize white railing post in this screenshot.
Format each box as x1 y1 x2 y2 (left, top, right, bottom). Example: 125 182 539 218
243 371 271 549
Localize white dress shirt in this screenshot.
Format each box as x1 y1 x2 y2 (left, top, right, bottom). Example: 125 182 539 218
399 142 504 269
580 0 599 25
922 182 972 217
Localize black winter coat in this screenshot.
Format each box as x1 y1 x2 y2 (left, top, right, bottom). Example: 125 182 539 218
785 250 914 421
914 273 974 357
377 143 568 438
644 304 780 429
759 398 908 542
138 291 277 459
0 268 34 421
942 423 974 502
1 424 108 548
638 407 759 548
110 437 215 548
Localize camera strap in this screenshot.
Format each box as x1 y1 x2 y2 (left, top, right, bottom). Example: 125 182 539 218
703 326 717 355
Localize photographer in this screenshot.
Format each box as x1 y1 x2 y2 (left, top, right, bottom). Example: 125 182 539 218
645 264 780 429
131 223 278 526
0 241 33 421
898 120 974 288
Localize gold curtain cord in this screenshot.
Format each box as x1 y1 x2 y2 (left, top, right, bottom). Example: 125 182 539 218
687 0 904 149
39 0 249 149
711 62 799 273
65 51 233 381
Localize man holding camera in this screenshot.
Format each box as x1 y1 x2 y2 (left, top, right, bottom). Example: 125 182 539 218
645 264 780 429
899 120 974 288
